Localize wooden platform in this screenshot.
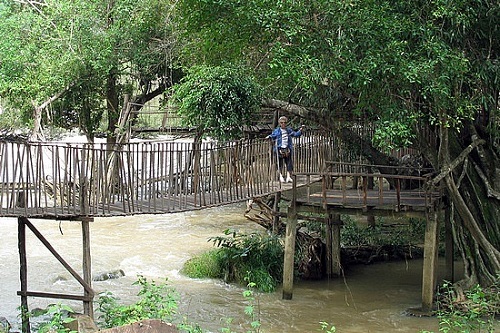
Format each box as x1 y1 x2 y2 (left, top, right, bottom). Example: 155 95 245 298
299 188 440 217
291 172 441 217
282 172 446 314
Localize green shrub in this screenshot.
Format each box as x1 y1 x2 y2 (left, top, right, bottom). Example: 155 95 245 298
31 303 76 333
421 280 499 333
182 229 284 292
96 275 179 328
340 215 425 247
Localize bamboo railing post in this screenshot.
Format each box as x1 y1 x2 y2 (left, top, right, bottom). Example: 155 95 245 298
396 178 401 211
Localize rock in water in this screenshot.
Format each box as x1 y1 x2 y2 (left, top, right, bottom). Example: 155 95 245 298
93 269 125 281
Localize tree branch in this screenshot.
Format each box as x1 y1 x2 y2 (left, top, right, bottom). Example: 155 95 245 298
472 159 500 200
261 98 326 123
432 137 485 186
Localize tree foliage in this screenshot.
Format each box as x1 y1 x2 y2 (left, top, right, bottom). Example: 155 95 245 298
175 0 500 289
0 0 179 140
171 65 261 140
175 0 497 137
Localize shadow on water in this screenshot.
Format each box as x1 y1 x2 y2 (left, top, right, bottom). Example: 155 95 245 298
0 203 465 333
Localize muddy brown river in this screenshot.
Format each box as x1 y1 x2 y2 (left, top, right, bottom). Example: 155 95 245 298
1 203 463 332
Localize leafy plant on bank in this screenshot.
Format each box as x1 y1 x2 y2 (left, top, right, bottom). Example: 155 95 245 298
182 229 284 293
29 303 76 333
319 321 337 333
420 279 499 333
96 275 179 328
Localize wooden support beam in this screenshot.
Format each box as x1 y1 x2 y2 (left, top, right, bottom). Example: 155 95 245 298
82 217 94 318
16 216 95 327
421 211 440 313
325 216 333 277
282 176 298 300
272 191 281 234
16 291 92 302
18 217 30 333
22 218 93 293
330 214 342 277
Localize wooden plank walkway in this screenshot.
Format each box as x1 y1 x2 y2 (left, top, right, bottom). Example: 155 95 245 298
1 175 318 218
292 172 441 217
0 137 434 220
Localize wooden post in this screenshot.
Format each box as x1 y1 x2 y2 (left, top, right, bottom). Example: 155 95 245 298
82 217 94 317
282 176 298 300
272 191 281 234
325 215 333 277
331 214 342 277
444 207 454 282
18 217 30 333
421 211 440 313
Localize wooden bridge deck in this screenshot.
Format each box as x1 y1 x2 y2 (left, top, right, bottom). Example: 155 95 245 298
294 172 441 217
2 175 318 219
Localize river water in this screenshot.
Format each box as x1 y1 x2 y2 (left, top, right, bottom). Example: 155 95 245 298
1 203 451 333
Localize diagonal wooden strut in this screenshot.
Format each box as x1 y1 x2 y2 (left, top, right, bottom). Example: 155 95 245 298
17 216 94 333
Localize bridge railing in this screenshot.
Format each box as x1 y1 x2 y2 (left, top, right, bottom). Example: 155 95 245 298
0 135 334 218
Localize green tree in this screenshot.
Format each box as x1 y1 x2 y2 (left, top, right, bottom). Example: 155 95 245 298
171 65 261 141
0 0 180 142
175 0 500 293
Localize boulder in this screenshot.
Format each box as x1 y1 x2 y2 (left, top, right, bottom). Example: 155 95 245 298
64 314 98 333
93 269 125 281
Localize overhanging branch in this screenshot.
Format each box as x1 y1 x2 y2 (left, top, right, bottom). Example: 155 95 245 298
432 137 485 186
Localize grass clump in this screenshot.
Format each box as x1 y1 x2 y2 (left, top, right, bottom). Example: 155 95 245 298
182 229 283 293
181 248 224 278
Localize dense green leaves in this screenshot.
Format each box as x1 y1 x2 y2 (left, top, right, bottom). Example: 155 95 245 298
176 0 498 146
171 65 261 140
97 275 179 328
0 0 178 138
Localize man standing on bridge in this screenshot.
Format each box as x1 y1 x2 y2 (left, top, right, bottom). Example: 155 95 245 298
266 116 304 183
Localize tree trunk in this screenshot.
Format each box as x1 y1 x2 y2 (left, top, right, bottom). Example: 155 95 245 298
424 117 500 292
439 123 500 288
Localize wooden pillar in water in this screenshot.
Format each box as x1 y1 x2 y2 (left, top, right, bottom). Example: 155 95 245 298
325 216 333 277
18 217 30 333
421 210 440 313
282 178 298 300
331 214 341 276
82 217 94 317
326 213 342 277
444 207 454 282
